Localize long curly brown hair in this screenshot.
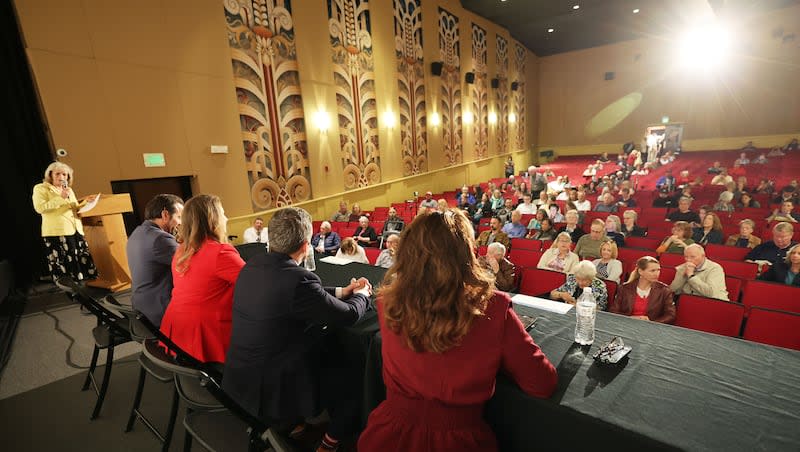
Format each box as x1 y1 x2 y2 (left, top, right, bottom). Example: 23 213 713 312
380 208 494 353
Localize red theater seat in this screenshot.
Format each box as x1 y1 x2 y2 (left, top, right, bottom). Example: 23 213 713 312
705 244 750 262
743 307 800 351
675 294 745 337
519 268 566 297
741 280 800 314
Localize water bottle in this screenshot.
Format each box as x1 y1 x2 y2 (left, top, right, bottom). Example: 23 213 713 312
304 246 316 272
574 287 596 345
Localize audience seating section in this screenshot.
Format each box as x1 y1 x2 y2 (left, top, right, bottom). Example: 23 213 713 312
741 280 800 314
675 295 745 337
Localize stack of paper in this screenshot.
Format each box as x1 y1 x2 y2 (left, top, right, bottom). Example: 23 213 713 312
511 294 574 314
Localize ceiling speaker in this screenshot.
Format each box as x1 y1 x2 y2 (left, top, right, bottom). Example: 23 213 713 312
604 71 615 81
465 72 475 84
431 61 443 76
490 78 499 89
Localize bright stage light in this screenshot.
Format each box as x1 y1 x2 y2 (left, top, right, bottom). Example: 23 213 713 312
679 24 732 70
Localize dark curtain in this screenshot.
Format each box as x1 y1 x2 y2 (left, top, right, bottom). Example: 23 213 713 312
0 0 57 289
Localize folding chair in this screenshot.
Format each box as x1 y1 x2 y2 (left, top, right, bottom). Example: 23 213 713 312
674 294 745 337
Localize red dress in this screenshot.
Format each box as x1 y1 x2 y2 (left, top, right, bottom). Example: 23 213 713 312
358 292 558 452
160 239 244 363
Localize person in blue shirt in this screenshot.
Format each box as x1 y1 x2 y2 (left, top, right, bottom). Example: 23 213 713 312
656 169 676 192
311 221 341 256
501 210 527 238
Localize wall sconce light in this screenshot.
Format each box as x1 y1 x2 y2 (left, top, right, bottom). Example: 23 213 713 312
429 111 441 127
462 110 474 124
488 111 498 125
382 110 396 129
508 112 517 123
313 110 331 132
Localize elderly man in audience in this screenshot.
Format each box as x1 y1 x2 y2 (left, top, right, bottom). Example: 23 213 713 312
538 232 579 274
559 210 585 243
549 260 608 310
243 217 269 245
621 210 647 237
353 216 378 247
224 207 371 451
574 219 609 260
478 242 516 292
476 217 511 249
456 185 476 205
670 244 729 300
376 233 400 269
127 193 183 327
573 190 592 212
711 168 733 186
667 197 701 224
331 201 350 222
593 193 619 213
502 210 527 239
758 244 800 287
311 221 341 256
725 219 762 249
746 222 798 267
767 200 800 223
419 191 438 209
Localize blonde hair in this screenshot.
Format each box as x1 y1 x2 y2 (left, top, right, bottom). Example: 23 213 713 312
551 231 572 248
43 161 74 186
174 194 227 274
340 237 358 255
600 240 618 259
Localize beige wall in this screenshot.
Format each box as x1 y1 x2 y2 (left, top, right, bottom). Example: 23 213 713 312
537 4 800 155
16 0 535 224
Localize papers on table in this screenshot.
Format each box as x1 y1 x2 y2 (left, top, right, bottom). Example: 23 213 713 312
511 294 574 314
78 193 101 214
319 256 353 265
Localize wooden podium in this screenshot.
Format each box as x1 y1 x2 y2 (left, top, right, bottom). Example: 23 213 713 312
81 194 134 292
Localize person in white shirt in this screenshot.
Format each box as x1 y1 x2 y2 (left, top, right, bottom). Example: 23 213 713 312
243 217 269 245
547 176 565 195
573 191 591 212
515 194 537 215
335 237 369 264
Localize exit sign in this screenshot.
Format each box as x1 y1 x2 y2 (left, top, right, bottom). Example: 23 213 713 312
143 153 166 167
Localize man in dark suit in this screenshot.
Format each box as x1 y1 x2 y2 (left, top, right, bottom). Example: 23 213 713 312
126 194 183 327
224 207 372 452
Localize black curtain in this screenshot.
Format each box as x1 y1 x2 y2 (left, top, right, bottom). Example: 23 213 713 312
0 0 57 289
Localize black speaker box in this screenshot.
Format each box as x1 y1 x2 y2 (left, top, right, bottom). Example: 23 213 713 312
511 81 519 91
491 78 499 89
431 61 443 76
465 72 475 84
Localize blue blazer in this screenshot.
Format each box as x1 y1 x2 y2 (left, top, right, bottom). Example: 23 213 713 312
311 231 341 255
126 221 178 327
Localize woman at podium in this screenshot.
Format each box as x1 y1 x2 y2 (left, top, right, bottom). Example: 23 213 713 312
32 161 98 282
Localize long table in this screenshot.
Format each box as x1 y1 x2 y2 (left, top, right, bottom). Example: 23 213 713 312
315 260 800 451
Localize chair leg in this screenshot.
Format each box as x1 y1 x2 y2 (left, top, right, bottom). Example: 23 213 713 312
125 366 147 432
161 387 180 452
82 345 100 391
183 407 194 452
90 346 114 420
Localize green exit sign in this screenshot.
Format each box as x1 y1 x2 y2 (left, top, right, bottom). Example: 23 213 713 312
143 153 166 167
661 116 670 124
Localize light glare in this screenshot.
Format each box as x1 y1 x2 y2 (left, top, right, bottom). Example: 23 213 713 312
679 25 731 70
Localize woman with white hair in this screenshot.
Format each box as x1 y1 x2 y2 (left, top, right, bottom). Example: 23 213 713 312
549 260 609 311
32 161 98 282
537 232 579 274
713 191 735 214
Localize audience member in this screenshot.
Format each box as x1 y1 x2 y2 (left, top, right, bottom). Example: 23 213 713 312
160 194 245 363
478 242 516 292
669 244 729 300
436 199 449 213
495 198 515 224
652 189 675 208
746 222 798 266
376 233 400 269
725 219 762 249
754 178 775 195
242 217 268 244
127 193 183 327
502 211 527 239
504 156 515 178
574 219 608 260
621 210 647 237
656 169 676 192
353 216 378 247
559 210 585 243
728 162 747 179
711 168 733 186
593 193 618 213
311 221 341 256
348 203 365 222
713 191 735 214
381 207 405 239
537 232 579 274
707 161 723 174
766 201 800 223
515 194 537 214
757 244 800 287
549 261 608 310
489 189 505 211
667 197 701 224
476 217 511 249
530 169 548 197
419 192 438 209
547 201 565 223
656 221 695 255
786 138 799 152
593 241 623 284
737 192 761 209
602 215 626 247
358 209 556 452
741 141 757 152
692 212 725 246
225 207 371 451
734 152 750 166
530 218 558 241
473 193 493 223
533 190 549 209
526 209 547 234
331 201 350 222
573 190 591 211
335 237 369 264
456 185 476 205
609 256 675 323
617 188 637 208
547 176 566 195
457 193 475 215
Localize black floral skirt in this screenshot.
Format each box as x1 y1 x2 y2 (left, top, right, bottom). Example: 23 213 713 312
43 233 98 282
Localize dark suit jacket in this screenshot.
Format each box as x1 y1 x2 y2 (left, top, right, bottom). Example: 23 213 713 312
758 262 800 287
610 281 676 324
354 226 378 246
223 252 369 421
126 221 177 327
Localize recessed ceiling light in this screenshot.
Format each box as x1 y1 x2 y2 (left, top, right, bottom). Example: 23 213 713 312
633 8 640 14
573 5 580 10
547 28 554 33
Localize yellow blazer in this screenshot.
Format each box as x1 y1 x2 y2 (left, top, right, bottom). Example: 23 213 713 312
32 182 85 237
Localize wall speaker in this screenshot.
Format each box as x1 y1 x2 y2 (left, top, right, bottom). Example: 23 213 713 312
511 81 519 91
604 71 615 80
490 78 499 89
431 61 443 76
465 72 475 84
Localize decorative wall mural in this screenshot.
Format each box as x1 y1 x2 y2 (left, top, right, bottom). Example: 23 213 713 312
471 23 488 159
495 34 509 154
328 0 381 190
223 0 311 211
513 42 526 151
394 0 427 176
438 8 462 166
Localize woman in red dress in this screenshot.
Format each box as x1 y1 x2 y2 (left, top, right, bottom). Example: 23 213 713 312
609 256 676 323
160 194 245 363
358 209 558 452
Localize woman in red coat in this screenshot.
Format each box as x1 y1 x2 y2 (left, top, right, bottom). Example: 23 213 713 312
609 256 676 323
358 209 558 452
160 194 245 363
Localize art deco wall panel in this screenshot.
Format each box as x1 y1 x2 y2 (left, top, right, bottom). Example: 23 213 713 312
438 7 462 166
513 41 526 151
393 0 427 176
495 34 509 154
328 0 381 190
224 0 311 210
471 23 488 159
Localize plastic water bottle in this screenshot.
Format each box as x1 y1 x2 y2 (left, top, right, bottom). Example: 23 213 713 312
574 287 596 345
304 246 316 272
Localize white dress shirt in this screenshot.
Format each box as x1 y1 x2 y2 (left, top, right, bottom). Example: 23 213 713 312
243 226 269 244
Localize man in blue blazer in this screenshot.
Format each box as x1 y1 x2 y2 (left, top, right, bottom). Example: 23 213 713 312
224 207 372 451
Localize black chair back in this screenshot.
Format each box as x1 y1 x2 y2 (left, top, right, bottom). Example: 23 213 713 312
235 243 268 262
55 277 130 339
100 295 153 342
